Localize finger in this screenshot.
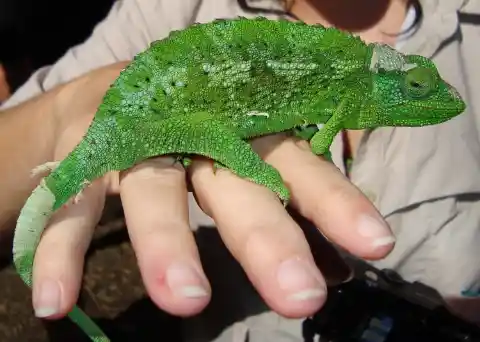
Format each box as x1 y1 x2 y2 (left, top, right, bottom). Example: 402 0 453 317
251 134 395 259
32 179 106 319
120 157 211 317
292 211 353 286
189 158 327 318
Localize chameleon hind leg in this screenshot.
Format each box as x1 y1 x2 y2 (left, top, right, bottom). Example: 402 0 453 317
118 112 290 203
30 161 61 177
30 161 90 205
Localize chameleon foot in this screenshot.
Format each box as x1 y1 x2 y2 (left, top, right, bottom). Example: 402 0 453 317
181 156 193 168
30 161 61 177
73 180 91 204
61 180 91 209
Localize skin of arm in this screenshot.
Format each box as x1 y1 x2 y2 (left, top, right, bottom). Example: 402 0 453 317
0 87 58 233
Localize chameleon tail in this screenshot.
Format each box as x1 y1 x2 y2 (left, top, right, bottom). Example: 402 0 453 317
13 137 112 341
13 179 110 342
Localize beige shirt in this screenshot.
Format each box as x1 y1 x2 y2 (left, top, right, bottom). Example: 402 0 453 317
3 1 480 340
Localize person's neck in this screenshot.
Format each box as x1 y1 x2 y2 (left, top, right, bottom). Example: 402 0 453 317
289 0 409 46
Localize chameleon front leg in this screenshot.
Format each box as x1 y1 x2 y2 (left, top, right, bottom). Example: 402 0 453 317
309 98 356 162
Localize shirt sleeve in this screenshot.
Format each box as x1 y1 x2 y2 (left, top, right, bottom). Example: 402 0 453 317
369 195 480 300
1 0 201 109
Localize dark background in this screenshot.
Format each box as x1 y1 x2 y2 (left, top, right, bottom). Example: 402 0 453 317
0 0 116 91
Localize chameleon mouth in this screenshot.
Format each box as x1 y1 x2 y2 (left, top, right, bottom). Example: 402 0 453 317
415 99 466 116
413 83 466 115
395 103 466 127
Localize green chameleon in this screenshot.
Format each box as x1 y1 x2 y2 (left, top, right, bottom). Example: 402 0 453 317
13 17 466 342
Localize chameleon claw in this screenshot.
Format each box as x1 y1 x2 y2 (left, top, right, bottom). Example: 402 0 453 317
278 187 290 207
73 194 83 205
62 198 74 209
65 196 82 208
172 155 183 166
73 180 91 204
30 161 61 178
181 157 193 168
61 180 91 208
73 192 84 205
212 161 228 174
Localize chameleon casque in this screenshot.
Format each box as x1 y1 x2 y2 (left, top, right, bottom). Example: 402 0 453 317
13 17 466 341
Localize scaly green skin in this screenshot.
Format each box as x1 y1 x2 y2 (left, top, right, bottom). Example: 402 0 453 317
12 17 466 341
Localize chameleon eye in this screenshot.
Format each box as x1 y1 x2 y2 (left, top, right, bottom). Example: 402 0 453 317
403 67 436 98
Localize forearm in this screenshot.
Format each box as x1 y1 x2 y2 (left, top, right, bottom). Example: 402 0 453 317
0 61 129 237
0 88 59 233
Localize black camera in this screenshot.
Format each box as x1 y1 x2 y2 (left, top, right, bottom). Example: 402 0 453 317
302 256 480 342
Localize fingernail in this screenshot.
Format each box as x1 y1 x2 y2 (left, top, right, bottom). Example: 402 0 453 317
34 279 61 317
166 262 209 298
276 257 326 301
357 214 395 248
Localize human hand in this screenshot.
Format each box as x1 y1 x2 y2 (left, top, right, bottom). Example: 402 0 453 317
31 62 395 320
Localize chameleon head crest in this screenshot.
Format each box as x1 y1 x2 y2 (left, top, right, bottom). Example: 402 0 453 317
364 43 466 127
369 43 417 72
